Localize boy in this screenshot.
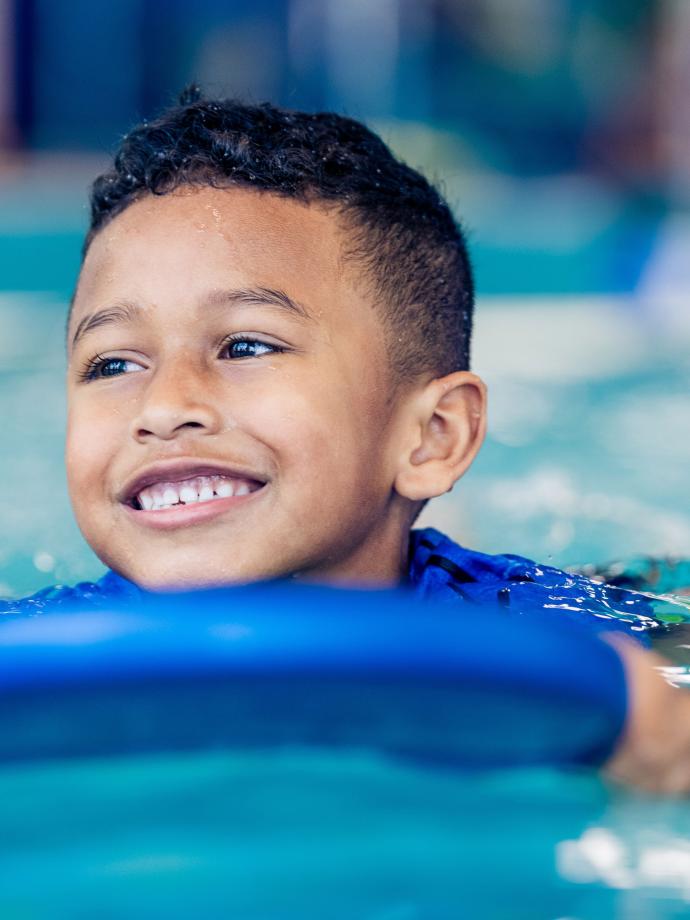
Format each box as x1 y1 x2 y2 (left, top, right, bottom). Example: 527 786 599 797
6 87 690 791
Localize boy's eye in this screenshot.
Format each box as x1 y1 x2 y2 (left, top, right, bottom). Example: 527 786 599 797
77 337 283 381
79 356 144 382
221 336 284 359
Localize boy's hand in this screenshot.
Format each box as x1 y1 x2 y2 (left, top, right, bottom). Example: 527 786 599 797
603 634 690 794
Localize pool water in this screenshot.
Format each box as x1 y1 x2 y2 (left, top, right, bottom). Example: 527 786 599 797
2 748 690 919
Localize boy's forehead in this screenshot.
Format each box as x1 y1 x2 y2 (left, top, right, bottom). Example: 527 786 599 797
71 187 368 330
86 188 340 279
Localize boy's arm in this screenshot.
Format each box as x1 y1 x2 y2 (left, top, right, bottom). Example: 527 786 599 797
603 635 690 794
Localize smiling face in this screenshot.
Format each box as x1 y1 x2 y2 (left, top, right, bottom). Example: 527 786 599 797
66 186 423 590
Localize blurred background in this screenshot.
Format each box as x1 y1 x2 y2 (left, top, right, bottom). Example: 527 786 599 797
0 0 689 596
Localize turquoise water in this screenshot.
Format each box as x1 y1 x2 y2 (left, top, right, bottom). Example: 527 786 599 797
2 749 690 919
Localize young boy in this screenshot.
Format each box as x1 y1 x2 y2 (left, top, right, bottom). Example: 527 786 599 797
5 87 690 791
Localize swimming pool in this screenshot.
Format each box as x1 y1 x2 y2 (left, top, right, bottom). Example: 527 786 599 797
0 587 689 919
4 749 690 918
2 239 690 915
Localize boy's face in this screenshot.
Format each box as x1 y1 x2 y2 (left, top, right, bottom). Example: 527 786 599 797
66 186 415 590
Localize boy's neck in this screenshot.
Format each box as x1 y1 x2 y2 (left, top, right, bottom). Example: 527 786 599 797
297 521 412 589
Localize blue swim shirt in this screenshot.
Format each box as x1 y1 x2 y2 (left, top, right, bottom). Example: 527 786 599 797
0 527 665 647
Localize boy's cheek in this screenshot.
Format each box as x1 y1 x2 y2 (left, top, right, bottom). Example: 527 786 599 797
65 412 113 495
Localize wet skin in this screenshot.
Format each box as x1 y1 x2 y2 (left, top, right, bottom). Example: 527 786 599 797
66 186 486 591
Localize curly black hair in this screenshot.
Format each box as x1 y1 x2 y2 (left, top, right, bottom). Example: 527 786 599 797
83 86 474 380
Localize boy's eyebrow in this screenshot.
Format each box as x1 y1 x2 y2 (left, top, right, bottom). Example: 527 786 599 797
69 301 140 352
69 286 313 351
205 286 313 321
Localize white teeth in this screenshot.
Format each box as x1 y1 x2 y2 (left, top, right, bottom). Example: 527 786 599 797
199 483 214 503
179 485 198 504
135 474 257 511
162 487 179 506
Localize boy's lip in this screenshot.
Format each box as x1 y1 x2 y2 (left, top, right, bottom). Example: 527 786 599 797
118 458 268 507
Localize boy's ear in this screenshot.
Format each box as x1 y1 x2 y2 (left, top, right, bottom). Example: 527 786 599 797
394 371 487 502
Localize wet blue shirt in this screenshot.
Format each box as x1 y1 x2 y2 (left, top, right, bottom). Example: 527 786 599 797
408 529 659 647
0 528 662 646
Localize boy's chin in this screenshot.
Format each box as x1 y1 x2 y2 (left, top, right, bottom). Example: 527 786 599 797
127 568 261 594
99 553 253 593
94 538 284 592
105 547 300 593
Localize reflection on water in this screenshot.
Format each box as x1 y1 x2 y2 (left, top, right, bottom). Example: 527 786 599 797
558 824 690 902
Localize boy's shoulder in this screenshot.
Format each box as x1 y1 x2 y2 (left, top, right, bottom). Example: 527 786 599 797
409 528 666 646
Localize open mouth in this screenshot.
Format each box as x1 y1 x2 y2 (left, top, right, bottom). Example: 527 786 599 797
128 474 264 512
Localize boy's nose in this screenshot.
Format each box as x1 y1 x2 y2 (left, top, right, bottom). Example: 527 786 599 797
130 363 224 442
